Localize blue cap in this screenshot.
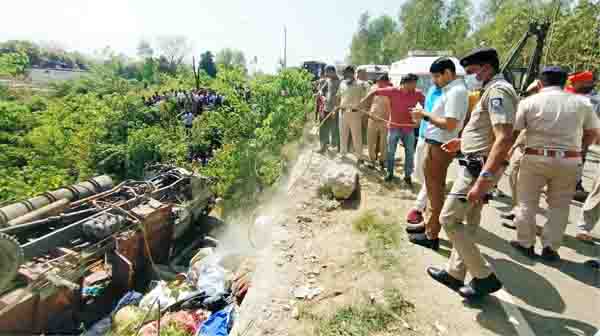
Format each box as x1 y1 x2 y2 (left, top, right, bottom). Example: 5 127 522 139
541 66 566 74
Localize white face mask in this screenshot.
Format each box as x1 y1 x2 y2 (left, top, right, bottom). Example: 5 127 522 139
465 73 483 90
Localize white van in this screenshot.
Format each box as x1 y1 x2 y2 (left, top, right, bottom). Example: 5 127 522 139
389 51 465 92
356 64 390 82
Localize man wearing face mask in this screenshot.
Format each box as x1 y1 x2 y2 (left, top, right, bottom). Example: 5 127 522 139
426 48 519 299
566 71 599 194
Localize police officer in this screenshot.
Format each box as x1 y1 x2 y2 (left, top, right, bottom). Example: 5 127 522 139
317 65 341 153
338 65 370 163
427 48 519 299
566 71 599 193
510 67 600 261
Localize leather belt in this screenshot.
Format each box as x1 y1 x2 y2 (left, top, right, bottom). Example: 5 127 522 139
524 148 581 158
425 138 444 146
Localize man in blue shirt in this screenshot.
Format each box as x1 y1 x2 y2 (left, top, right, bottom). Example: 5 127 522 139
406 85 443 225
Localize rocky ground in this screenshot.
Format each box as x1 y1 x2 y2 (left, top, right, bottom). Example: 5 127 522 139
228 135 600 336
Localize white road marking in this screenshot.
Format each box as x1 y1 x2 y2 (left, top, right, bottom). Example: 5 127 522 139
495 289 536 336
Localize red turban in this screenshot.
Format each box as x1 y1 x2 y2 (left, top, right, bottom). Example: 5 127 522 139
568 71 594 83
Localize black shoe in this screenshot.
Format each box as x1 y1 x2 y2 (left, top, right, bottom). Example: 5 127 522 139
379 161 385 170
405 223 425 234
459 273 503 299
384 175 394 182
409 233 440 251
403 176 413 187
541 247 560 262
510 241 535 258
585 259 600 268
576 181 586 193
427 267 464 292
500 213 515 221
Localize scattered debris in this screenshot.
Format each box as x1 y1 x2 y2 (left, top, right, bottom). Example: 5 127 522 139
0 164 216 334
293 285 323 300
296 215 313 223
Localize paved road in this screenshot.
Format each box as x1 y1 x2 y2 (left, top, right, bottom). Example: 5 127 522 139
428 157 600 335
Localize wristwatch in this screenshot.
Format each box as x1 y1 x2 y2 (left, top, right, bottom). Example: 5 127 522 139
423 115 430 122
479 171 494 181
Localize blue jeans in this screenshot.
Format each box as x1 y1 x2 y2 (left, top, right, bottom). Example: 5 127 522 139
387 129 416 178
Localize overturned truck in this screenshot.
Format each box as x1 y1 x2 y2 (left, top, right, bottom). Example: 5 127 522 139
0 165 215 334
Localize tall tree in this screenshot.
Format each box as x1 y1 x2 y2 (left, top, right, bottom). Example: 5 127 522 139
445 0 473 56
398 0 447 50
199 51 217 78
137 40 154 59
216 48 247 69
349 12 371 65
156 35 192 71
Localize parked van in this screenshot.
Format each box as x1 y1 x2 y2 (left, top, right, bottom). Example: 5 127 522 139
389 51 465 91
356 64 390 82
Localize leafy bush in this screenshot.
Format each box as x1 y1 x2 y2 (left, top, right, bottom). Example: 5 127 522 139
0 60 313 205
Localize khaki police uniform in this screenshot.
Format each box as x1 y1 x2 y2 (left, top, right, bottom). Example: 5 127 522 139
319 78 341 148
577 168 600 236
513 87 600 251
508 131 526 208
338 79 369 159
367 86 390 164
440 74 519 281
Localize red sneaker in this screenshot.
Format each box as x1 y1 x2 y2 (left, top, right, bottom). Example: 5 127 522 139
406 209 424 224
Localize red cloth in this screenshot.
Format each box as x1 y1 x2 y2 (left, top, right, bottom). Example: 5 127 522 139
317 96 326 118
375 88 425 132
565 86 577 94
569 71 593 83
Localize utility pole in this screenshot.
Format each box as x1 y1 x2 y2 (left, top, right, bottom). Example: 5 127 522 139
283 26 287 69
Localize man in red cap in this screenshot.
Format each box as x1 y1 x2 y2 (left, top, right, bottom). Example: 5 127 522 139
566 71 598 193
566 71 595 95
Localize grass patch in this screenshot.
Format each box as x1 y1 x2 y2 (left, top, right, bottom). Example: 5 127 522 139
303 289 414 336
352 210 401 270
317 184 334 199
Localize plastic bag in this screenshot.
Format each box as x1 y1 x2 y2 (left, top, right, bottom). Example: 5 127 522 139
195 305 234 336
187 256 228 304
139 281 177 311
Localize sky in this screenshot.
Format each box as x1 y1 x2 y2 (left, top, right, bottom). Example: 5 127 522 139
0 0 482 73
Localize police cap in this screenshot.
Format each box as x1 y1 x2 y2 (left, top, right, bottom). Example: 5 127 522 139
541 66 566 75
376 73 389 82
460 48 499 69
324 65 336 73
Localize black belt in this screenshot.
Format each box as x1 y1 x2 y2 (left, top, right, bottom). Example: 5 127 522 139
425 138 444 146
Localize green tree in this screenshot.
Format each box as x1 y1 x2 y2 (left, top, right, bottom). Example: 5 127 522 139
156 35 192 72
137 40 154 59
349 12 372 65
445 0 473 55
0 51 29 78
216 48 247 70
199 51 218 78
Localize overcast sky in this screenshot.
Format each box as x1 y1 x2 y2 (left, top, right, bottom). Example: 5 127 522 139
0 0 483 73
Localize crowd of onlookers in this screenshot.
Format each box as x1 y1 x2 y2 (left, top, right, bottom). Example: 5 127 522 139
143 88 225 113
142 88 228 167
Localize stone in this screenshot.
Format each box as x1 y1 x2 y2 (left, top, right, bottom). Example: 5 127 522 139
319 163 359 200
